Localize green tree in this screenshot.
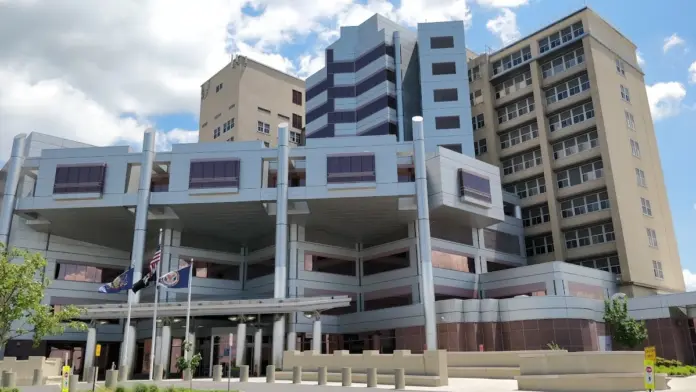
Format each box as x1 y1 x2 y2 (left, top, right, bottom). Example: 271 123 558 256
603 296 648 349
0 243 87 351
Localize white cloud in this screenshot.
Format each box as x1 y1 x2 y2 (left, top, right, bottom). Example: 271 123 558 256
646 82 687 120
476 0 529 7
486 8 520 45
663 33 686 53
636 51 645 67
688 61 696 84
684 269 696 291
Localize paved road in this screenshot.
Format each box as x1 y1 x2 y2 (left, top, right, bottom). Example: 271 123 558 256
20 375 696 392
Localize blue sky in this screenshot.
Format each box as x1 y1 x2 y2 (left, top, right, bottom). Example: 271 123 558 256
0 0 694 286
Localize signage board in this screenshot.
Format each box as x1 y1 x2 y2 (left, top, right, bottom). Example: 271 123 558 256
61 366 71 392
95 344 102 357
644 360 655 390
644 346 656 362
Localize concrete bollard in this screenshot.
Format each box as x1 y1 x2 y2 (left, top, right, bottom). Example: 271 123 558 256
68 374 79 392
317 366 327 386
239 365 249 382
105 370 118 389
213 365 223 382
33 369 44 386
367 368 377 387
117 364 128 382
183 369 192 381
342 367 352 387
292 366 302 384
2 371 16 388
394 368 405 390
266 365 275 383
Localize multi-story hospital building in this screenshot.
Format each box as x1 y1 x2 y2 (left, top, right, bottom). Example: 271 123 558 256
1 6 695 380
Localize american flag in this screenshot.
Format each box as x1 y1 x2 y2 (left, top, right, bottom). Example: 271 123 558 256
149 245 162 274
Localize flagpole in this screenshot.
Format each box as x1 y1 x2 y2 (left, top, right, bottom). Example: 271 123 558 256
148 228 164 380
121 289 133 374
184 258 194 360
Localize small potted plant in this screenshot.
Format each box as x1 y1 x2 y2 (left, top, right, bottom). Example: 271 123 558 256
175 341 202 387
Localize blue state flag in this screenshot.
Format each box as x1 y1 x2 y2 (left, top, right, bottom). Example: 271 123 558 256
158 265 191 289
98 268 134 294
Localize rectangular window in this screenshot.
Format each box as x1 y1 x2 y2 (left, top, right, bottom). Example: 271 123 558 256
653 260 664 279
641 197 652 216
525 234 554 257
483 229 521 255
504 176 546 200
647 228 658 247
544 73 591 105
564 222 615 249
440 144 462 154
616 58 626 76
53 165 107 194
326 154 376 184
292 89 303 105
541 47 585 79
548 102 594 132
432 62 457 75
213 127 221 138
552 130 599 160
572 254 621 274
289 131 302 144
474 138 487 156
222 118 235 133
189 160 240 189
54 262 123 283
500 123 539 149
556 160 604 189
469 89 483 106
292 114 303 129
620 85 631 102
435 116 460 130
468 66 481 82
522 204 550 227
636 168 647 187
630 139 641 157
502 149 543 175
215 83 223 93
434 88 458 102
492 46 532 75
471 114 485 130
458 170 492 203
257 121 270 134
497 97 535 124
625 110 635 130
494 71 532 99
430 36 454 49
560 190 610 218
257 106 271 114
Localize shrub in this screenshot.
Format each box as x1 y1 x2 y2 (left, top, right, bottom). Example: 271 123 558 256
163 387 176 392
547 342 562 350
603 297 648 349
147 385 159 392
115 386 126 392
133 384 148 392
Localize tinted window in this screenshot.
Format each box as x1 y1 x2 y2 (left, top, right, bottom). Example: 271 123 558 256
432 62 457 75
329 86 355 99
189 160 240 189
430 36 455 49
459 170 492 203
53 165 107 194
440 144 462 153
434 88 458 102
292 90 303 105
292 114 303 129
435 116 460 129
328 111 356 123
326 154 376 183
328 61 354 73
356 95 396 122
307 101 332 123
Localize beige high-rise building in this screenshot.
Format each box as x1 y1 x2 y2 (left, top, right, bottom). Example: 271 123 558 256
466 7 684 296
199 55 306 146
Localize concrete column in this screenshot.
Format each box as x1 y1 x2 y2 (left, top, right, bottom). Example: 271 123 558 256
82 326 97 380
253 327 263 376
158 324 172 371
272 123 290 368
412 117 437 351
514 205 522 219
311 316 322 353
208 334 216 378
286 318 297 351
393 31 405 142
235 323 247 367
0 134 26 246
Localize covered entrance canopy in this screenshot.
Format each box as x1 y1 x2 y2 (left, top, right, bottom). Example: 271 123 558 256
76 296 352 320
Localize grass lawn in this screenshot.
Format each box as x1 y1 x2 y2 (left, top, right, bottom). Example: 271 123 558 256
88 386 237 392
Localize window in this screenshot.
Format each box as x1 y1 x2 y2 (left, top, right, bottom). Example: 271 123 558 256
620 85 631 102
629 139 641 158
616 58 626 76
435 116 460 130
215 83 223 93
635 168 647 187
223 118 235 133
625 110 635 130
458 170 492 203
556 160 604 188
292 89 303 105
263 141 270 147
474 139 487 156
213 127 221 138
201 122 208 128
53 165 107 194
565 222 615 249
572 255 621 274
497 97 535 124
502 149 543 175
189 160 240 189
548 102 595 132
525 235 554 256
647 228 658 247
292 114 303 129
538 21 584 54
500 123 539 149
326 154 376 184
504 176 546 199
522 204 550 227
398 166 415 182
494 71 532 99
440 144 462 153
468 66 481 82
541 47 585 79
227 137 234 142
560 190 610 218
304 254 356 276
471 114 485 130
432 62 457 75
641 197 652 216
544 73 590 105
483 230 521 255
653 260 664 279
214 113 222 120
552 130 599 160
258 106 271 114
257 121 270 134
54 262 122 283
289 131 302 144
278 114 290 121
469 90 483 106
492 46 532 75
434 88 458 102
432 250 475 272
430 36 454 49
